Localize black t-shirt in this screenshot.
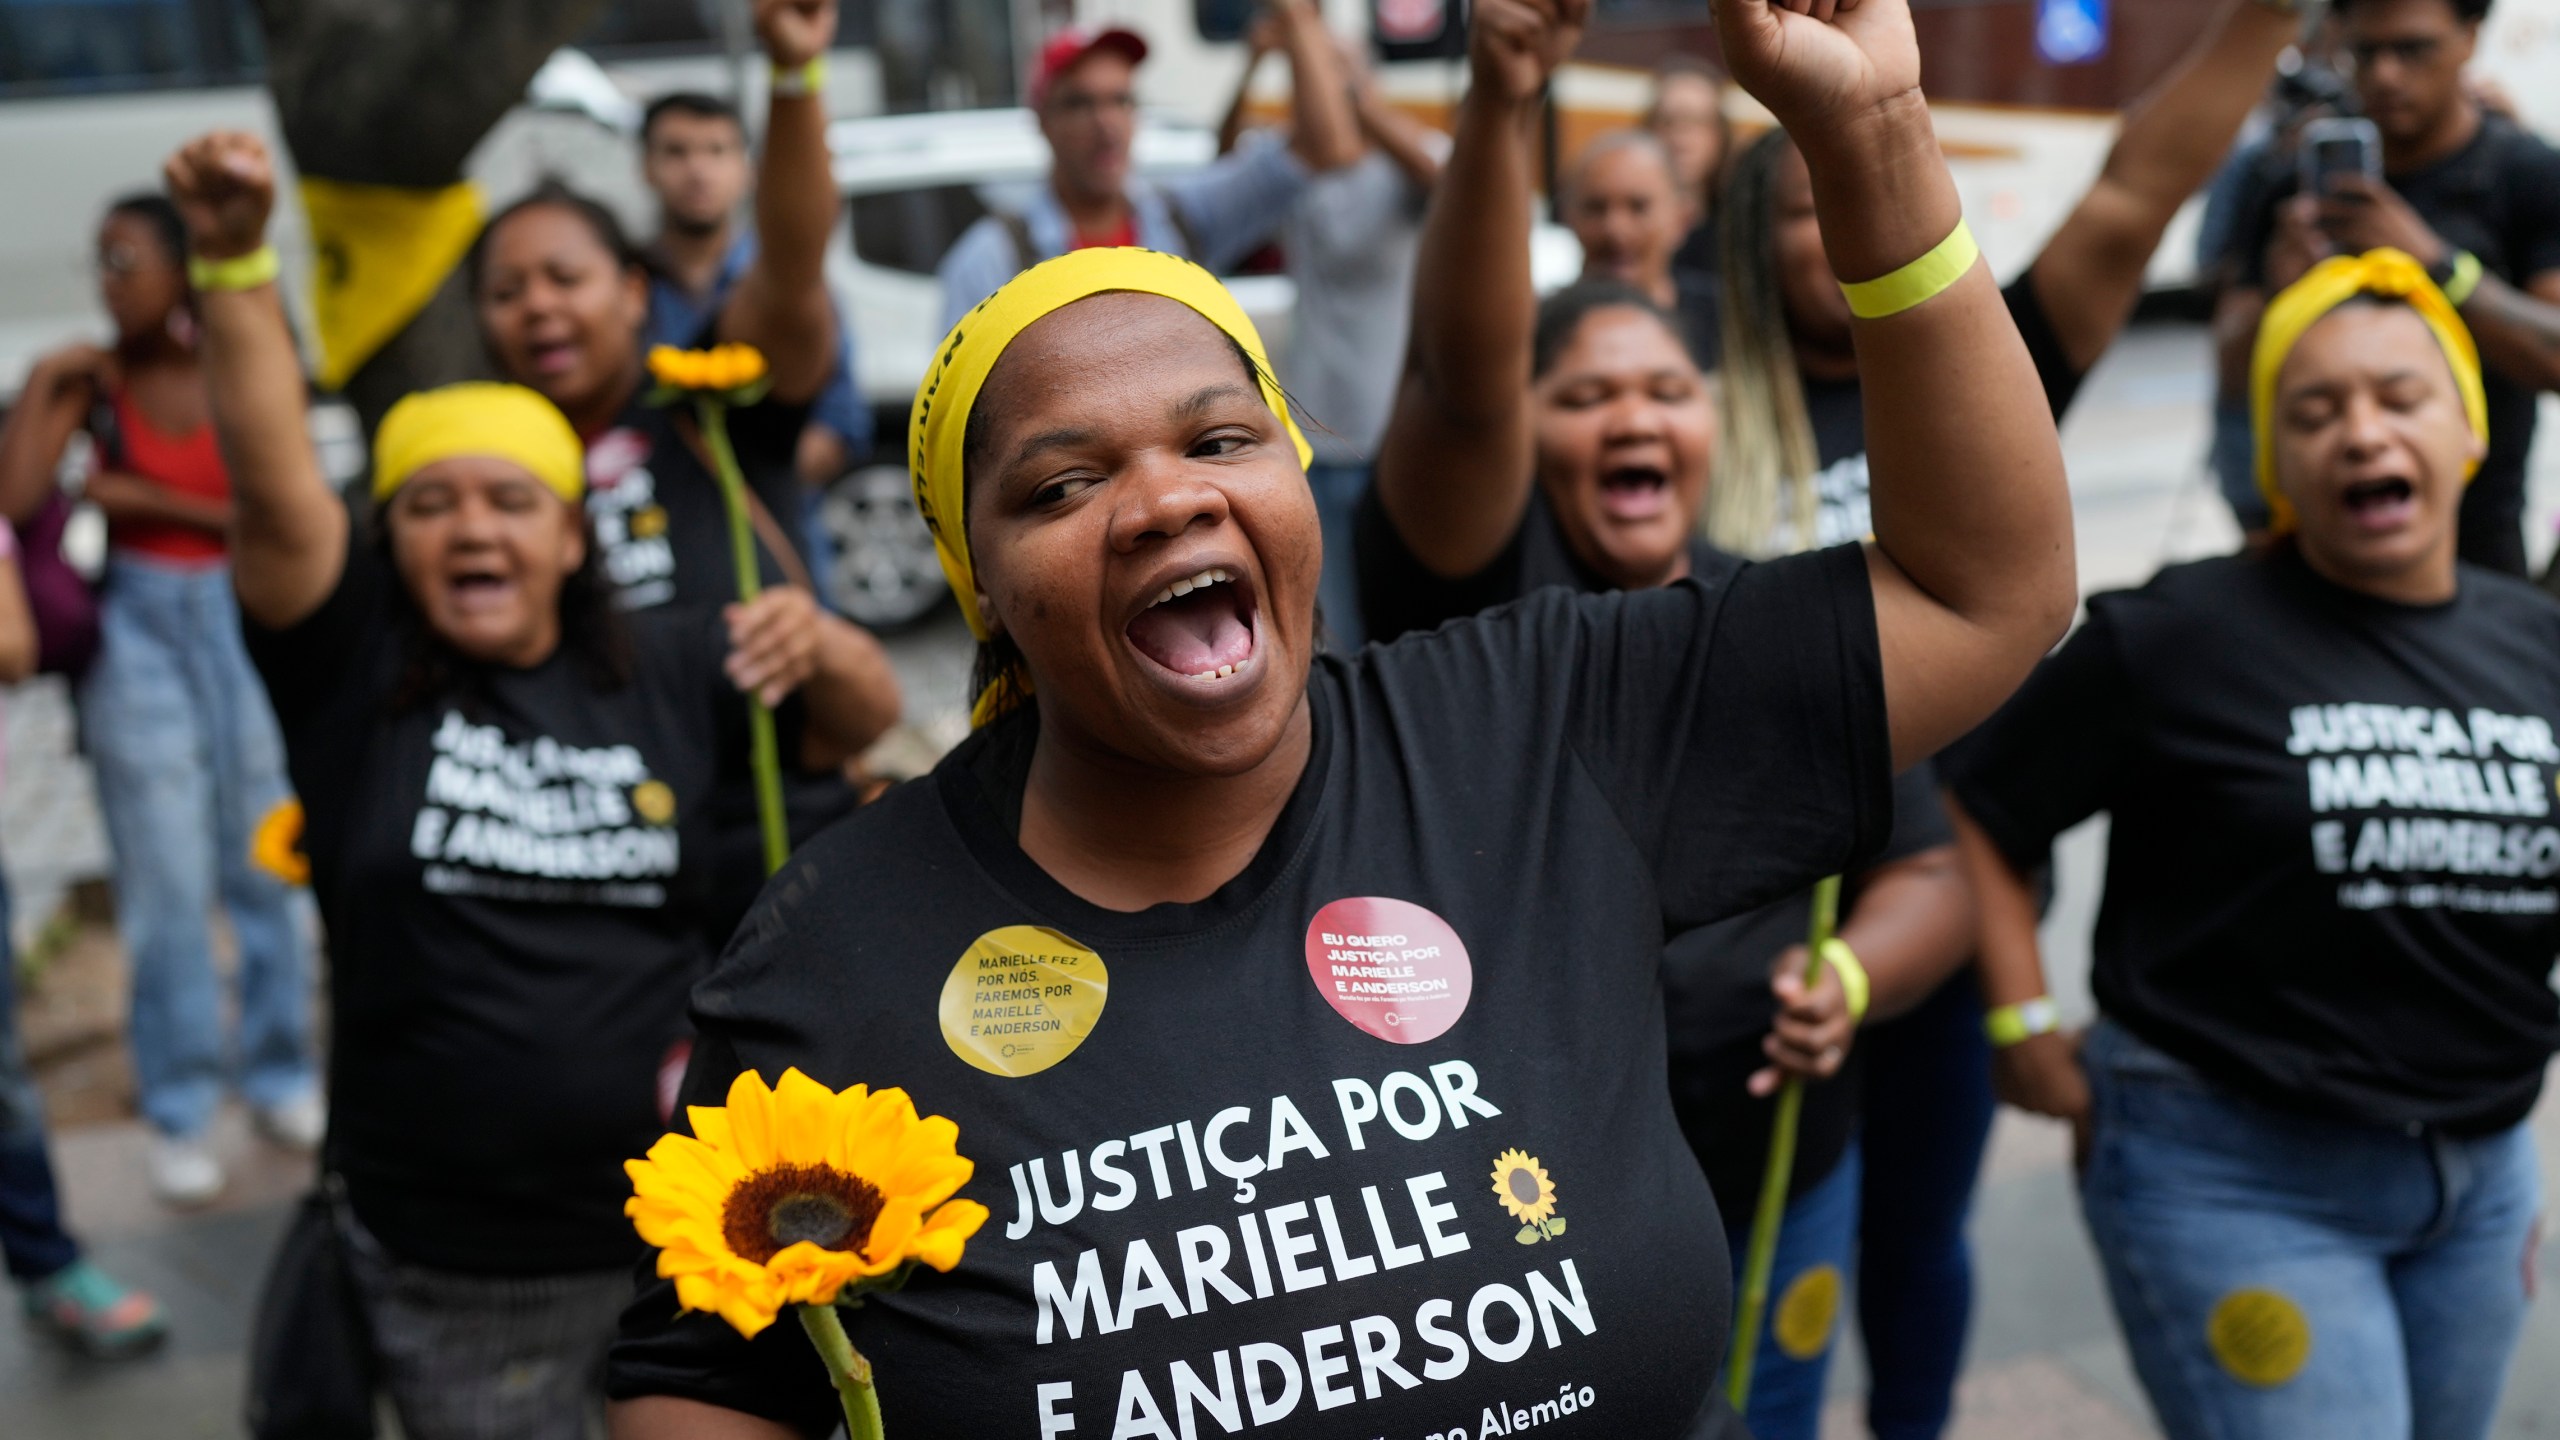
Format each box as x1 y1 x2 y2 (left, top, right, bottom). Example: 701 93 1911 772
584 392 808 614
586 390 857 944
246 518 771 1274
1945 547 2560 1133
1355 482 1952 1216
1675 266 1723 372
2235 115 2560 565
609 548 1892 1438
1783 275 2086 551
1667 764 1951 1222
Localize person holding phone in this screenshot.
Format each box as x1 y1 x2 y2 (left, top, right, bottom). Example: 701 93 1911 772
2229 0 2560 575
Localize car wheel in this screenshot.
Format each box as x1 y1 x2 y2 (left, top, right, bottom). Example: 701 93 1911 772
820 461 950 630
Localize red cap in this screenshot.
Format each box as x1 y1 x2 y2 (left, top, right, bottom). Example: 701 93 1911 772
1028 25 1149 109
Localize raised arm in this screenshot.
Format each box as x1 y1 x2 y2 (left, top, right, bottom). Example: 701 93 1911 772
1369 0 1578 579
163 132 346 630
1353 60 1445 190
0 533 35 684
1273 0 1361 172
715 0 842 405
2027 0 2298 374
1216 17 1278 157
1719 0 2074 769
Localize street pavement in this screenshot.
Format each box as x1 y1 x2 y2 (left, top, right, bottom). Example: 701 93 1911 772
8 321 2560 1437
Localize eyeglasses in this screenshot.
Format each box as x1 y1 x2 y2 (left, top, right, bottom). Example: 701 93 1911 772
1046 91 1138 123
2349 35 2445 70
91 244 150 277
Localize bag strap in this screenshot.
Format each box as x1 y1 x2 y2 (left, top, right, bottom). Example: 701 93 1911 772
670 410 818 595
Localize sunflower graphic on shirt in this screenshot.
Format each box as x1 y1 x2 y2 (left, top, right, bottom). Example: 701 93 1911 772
1492 1148 1566 1243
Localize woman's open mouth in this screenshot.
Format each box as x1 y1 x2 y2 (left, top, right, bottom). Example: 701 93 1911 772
1125 566 1260 684
1597 464 1672 521
2340 475 2416 533
446 568 519 615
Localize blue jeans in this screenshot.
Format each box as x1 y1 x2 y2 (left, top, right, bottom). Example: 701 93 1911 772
1857 972 1998 1440
1727 1141 1863 1440
2080 1020 2539 1440
0 864 81 1282
78 554 312 1139
1306 461 1368 652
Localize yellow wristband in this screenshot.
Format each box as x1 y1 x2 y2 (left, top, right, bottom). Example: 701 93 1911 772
2442 250 2484 308
187 245 280 293
1984 997 2061 1049
1838 219 1979 321
1817 938 1870 1027
771 56 826 98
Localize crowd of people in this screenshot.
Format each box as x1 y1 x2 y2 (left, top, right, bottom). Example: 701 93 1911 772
0 0 2555 1437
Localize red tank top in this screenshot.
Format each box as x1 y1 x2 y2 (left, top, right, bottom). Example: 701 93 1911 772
104 388 230 565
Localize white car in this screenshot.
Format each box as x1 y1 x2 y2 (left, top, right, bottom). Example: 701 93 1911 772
817 106 1582 629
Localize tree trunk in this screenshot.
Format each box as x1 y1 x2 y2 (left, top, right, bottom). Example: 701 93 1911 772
255 0 613 427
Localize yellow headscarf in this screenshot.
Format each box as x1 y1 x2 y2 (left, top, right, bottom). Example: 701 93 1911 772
909 248 1312 673
372 382 586 504
2251 248 2487 534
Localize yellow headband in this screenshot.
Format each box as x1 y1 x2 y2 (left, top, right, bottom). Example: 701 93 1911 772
2251 249 2487 534
372 382 585 504
909 247 1312 654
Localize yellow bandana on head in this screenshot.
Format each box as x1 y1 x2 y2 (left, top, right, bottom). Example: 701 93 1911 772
371 382 586 504
908 247 1312 665
2251 248 2488 534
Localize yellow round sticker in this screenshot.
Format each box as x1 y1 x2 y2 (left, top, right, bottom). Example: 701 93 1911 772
2207 1288 2311 1388
1773 1263 1843 1361
938 926 1109 1078
630 780 676 826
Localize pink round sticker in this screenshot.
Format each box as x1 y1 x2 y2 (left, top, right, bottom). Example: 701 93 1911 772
1304 897 1473 1044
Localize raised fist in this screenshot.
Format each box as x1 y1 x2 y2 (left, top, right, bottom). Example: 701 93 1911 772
755 0 838 70
1716 0 1922 141
161 131 276 262
1469 0 1590 107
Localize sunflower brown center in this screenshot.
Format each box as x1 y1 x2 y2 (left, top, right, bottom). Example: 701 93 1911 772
722 1163 887 1265
1507 1168 1542 1205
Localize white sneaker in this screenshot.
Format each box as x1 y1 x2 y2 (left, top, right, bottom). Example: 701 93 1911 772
148 1135 224 1207
254 1091 327 1153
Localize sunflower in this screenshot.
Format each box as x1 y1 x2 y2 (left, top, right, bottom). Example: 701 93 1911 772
646 342 769 395
625 1067 990 1339
1492 1148 1559 1226
250 797 309 887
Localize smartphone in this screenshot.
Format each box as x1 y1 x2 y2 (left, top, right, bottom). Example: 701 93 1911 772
2299 116 2382 198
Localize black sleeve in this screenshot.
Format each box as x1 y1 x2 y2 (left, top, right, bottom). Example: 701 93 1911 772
240 504 394 723
1941 604 2142 872
1876 760 1955 865
2001 275 2089 421
606 1029 847 1437
1569 544 1894 929
636 603 807 786
1351 481 1532 644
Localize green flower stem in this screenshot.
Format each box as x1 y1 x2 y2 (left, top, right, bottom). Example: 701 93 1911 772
798 1303 884 1440
695 396 790 877
1725 873 1842 1412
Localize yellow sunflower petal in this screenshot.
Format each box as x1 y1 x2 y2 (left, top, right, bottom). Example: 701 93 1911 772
722 1070 780 1172
864 1195 925 1269
910 1199 990 1272
770 1067 843 1168
686 1105 736 1156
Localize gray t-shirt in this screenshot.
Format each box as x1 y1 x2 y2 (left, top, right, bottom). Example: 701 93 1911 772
1281 150 1430 466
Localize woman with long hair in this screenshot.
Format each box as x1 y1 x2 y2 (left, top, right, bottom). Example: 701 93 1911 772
0 191 320 1207
1704 6 2302 1434
165 124 900 1436
605 0 2074 1435
1947 249 2550 1439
